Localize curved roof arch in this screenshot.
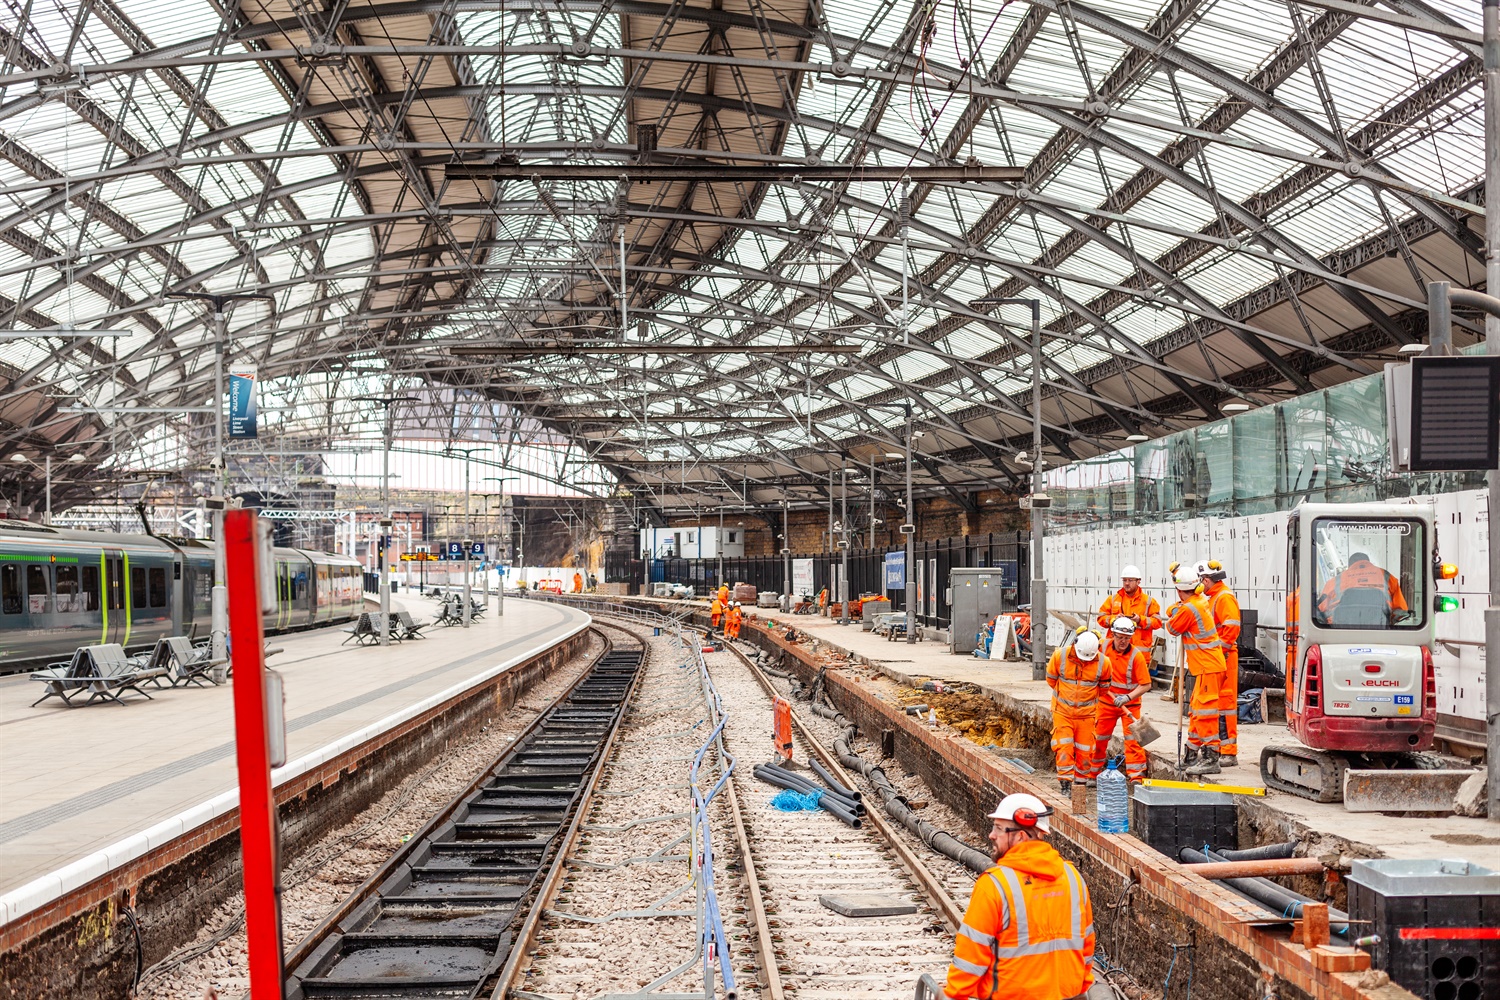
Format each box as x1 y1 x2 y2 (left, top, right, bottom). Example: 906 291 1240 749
0 0 1486 513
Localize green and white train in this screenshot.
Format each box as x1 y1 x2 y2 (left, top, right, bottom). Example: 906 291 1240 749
0 520 364 672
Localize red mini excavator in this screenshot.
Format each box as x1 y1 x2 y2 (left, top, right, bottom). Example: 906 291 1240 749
1261 502 1465 806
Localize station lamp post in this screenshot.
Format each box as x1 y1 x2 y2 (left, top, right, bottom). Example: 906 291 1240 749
446 447 491 627
354 393 417 646
838 466 851 626
8 451 86 524
972 295 1048 679
481 475 520 616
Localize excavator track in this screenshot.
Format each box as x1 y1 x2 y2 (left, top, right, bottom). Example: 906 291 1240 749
1259 744 1348 803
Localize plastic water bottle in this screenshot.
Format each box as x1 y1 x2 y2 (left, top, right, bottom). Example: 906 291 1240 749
1097 758 1130 834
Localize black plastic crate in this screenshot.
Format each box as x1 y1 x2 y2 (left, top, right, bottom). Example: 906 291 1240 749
1129 784 1238 859
1347 859 1500 1000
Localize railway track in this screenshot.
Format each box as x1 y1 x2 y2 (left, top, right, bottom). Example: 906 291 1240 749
284 628 644 999
708 635 959 1000
282 598 970 1000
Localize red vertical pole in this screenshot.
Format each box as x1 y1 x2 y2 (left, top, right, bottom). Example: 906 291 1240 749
224 508 284 997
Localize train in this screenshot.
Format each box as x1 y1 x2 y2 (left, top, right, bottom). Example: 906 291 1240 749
0 519 365 671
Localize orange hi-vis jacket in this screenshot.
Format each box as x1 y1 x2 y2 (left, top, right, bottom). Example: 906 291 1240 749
945 840 1096 1000
710 597 724 619
1317 559 1408 614
1100 642 1152 707
1096 589 1162 651
726 605 743 628
1205 581 1241 668
1047 646 1103 712
1166 593 1226 677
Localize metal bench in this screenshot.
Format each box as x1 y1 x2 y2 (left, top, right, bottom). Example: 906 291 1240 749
394 611 428 639
30 649 95 707
343 612 402 645
33 644 167 706
141 635 227 687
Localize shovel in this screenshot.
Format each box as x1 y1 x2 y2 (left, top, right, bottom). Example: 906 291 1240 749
1127 714 1162 747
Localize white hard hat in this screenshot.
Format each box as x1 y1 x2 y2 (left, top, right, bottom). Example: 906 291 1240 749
1110 616 1137 637
1120 565 1142 580
988 792 1052 832
1073 630 1101 661
1173 564 1201 590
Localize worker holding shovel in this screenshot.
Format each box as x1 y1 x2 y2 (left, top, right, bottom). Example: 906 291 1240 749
1092 617 1155 783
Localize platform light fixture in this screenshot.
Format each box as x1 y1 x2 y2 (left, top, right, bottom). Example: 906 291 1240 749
1125 434 1149 442
1222 402 1253 413
0 328 130 339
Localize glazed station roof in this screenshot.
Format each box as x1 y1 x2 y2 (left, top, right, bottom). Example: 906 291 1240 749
0 0 1485 515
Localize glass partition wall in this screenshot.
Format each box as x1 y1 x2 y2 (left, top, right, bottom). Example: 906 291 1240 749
1046 366 1489 527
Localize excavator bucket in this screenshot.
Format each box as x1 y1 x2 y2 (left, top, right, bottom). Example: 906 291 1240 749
1341 769 1477 813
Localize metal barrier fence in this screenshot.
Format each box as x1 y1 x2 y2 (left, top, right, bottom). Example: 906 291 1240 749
525 593 737 999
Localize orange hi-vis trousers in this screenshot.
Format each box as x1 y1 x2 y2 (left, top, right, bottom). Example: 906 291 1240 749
1188 671 1225 751
1052 707 1097 783
1093 702 1147 781
1218 647 1239 757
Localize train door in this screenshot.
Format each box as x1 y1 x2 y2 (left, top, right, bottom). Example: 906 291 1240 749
104 550 127 644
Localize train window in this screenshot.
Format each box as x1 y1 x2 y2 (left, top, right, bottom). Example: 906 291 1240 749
194 566 212 615
81 565 100 612
27 564 51 614
149 567 167 608
131 566 147 609
55 564 81 613
1 564 19 614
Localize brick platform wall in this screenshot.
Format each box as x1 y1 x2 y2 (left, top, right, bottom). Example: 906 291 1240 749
0 631 588 1000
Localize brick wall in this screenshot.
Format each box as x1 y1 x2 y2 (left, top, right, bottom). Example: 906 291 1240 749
0 631 588 1000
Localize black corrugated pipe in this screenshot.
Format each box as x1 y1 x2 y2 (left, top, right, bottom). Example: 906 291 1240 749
1179 847 1350 935
825 718 993 874
809 757 861 801
752 763 862 827
1214 841 1299 863
753 763 864 814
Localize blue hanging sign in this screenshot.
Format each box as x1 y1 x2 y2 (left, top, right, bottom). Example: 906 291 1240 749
470 541 486 557
446 541 464 560
228 365 257 438
883 551 905 590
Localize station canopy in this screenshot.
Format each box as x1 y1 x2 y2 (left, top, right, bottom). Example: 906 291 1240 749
0 0 1486 514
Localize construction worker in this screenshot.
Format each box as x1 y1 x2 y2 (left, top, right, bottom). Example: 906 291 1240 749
710 593 725 630
725 601 744 640
1093 617 1153 783
572 571 583 593
1316 551 1408 624
944 792 1095 1000
1096 565 1162 653
817 586 829 613
1165 564 1228 776
717 582 730 610
1197 559 1241 768
1046 630 1103 793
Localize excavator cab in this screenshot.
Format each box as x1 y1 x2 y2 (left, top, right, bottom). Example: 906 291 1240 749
1267 502 1442 802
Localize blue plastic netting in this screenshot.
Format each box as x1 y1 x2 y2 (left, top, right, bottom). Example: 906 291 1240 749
769 788 824 812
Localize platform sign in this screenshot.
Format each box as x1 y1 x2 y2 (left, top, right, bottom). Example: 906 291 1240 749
791 558 813 597
470 542 485 557
228 365 258 439
444 541 464 560
884 551 905 590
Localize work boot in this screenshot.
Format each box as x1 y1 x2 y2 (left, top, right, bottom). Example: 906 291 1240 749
1185 748 1221 776
1180 747 1199 770
1059 779 1072 795
1220 754 1238 768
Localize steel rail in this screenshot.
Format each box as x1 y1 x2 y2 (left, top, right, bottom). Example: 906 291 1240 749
486 619 651 999
280 624 616 975
720 634 967 932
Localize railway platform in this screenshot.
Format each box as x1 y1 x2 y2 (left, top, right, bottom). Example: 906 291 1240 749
0 595 589 908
